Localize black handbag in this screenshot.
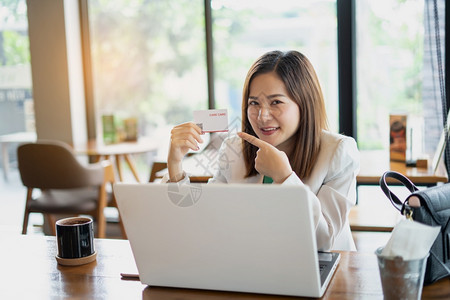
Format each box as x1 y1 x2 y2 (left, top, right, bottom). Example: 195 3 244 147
379 170 450 285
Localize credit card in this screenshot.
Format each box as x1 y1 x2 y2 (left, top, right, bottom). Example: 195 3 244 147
193 109 228 133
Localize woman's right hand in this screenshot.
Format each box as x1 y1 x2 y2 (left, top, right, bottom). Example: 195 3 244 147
167 122 203 182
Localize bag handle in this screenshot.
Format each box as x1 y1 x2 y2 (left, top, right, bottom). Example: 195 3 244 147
379 171 419 212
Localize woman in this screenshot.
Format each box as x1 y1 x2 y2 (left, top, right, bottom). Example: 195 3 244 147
167 50 360 251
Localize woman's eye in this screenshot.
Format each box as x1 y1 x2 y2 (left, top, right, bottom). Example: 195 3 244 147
272 100 282 105
248 100 259 106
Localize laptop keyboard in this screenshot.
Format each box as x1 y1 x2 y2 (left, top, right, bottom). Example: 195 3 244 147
319 263 326 275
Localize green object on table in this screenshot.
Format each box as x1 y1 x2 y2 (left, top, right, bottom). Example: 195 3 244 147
102 115 116 144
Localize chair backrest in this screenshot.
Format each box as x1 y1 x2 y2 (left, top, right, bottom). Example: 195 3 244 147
18 140 103 189
149 161 167 182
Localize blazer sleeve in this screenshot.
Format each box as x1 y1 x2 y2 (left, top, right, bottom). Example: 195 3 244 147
282 137 360 250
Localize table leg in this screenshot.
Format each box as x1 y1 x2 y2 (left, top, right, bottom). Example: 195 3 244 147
115 155 124 182
1 142 9 182
124 154 140 182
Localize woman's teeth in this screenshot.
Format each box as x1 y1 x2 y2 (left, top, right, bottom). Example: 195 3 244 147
261 127 278 132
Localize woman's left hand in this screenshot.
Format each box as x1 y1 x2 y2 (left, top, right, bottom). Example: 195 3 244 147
238 132 293 183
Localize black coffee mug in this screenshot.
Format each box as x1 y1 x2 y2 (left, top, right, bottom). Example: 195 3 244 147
55 217 96 265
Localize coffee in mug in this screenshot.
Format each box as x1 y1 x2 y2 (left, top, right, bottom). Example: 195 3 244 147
55 217 97 266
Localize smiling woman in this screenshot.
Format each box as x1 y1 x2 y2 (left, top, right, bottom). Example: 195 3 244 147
165 50 360 252
241 51 328 180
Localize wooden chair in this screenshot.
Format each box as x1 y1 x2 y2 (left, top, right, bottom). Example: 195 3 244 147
149 161 168 182
17 140 124 238
148 161 213 183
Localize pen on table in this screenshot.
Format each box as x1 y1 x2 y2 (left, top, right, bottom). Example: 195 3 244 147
120 272 140 280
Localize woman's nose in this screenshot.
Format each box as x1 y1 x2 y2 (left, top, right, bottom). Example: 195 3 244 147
258 106 272 121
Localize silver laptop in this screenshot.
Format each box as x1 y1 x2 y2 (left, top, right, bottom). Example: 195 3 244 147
114 183 340 298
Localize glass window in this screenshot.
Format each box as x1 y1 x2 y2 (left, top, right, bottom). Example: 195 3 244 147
0 0 34 135
211 0 338 132
88 0 207 156
356 0 442 159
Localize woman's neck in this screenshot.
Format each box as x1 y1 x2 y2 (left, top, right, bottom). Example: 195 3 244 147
276 137 295 157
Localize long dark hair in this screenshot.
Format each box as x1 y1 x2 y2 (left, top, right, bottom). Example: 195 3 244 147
241 50 328 179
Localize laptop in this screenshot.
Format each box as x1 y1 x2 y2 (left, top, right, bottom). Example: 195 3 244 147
114 183 340 298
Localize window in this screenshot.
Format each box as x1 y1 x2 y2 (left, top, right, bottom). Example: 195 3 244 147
356 0 444 159
0 0 34 135
88 0 208 155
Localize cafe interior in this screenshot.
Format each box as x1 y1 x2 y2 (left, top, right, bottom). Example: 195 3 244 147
1 0 449 298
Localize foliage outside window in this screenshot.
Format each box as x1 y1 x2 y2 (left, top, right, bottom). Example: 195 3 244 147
356 0 425 152
88 0 208 151
0 0 34 135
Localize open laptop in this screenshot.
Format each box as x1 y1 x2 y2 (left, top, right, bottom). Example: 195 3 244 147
114 183 340 298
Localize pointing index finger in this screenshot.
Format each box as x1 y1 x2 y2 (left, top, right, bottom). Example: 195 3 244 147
238 132 269 149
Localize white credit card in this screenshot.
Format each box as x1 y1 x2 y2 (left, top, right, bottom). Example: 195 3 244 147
193 109 228 133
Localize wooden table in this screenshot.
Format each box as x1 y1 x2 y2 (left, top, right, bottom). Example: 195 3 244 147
0 131 37 181
1 235 449 299
350 150 448 232
357 150 448 187
75 138 157 182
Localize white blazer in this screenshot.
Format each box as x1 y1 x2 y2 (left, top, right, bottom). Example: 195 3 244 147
167 130 360 251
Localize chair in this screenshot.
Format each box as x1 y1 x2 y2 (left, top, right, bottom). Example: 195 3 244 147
148 160 212 183
17 140 123 238
149 161 168 182
148 133 226 183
